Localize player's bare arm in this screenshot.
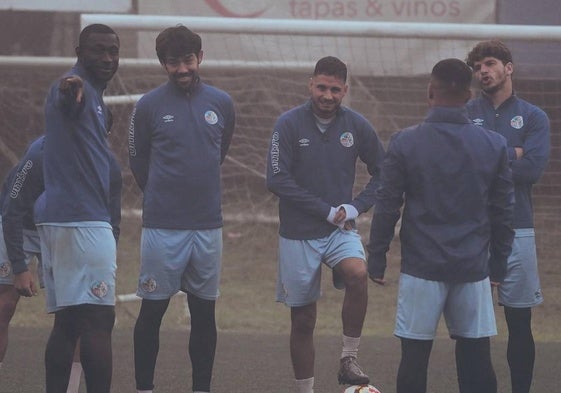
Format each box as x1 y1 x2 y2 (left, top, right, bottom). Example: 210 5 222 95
514 147 524 159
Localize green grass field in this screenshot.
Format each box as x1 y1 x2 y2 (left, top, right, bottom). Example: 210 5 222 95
10 215 561 343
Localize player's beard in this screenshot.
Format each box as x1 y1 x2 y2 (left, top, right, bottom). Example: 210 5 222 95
173 70 199 92
313 99 339 118
481 69 508 95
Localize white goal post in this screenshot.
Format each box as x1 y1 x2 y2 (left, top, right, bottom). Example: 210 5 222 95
81 14 561 41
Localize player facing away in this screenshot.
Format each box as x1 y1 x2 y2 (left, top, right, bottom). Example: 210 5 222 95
367 58 515 393
266 56 385 393
128 25 235 393
35 23 121 393
465 40 551 393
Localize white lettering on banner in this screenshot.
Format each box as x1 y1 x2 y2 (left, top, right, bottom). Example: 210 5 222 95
287 0 462 19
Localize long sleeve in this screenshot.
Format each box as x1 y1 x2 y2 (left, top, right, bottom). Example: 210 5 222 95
2 137 45 274
488 144 515 282
220 98 236 164
510 108 550 184
109 153 122 244
128 102 152 191
366 134 404 279
352 123 385 213
266 121 332 221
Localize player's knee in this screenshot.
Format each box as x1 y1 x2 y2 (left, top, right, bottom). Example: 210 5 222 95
291 307 316 335
342 263 368 287
504 307 532 334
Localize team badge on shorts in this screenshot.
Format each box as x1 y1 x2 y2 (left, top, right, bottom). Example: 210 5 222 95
91 281 109 298
0 262 11 278
511 115 524 129
204 110 218 125
340 132 354 147
141 277 157 293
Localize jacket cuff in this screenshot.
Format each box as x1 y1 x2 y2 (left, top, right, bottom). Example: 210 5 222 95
11 259 29 275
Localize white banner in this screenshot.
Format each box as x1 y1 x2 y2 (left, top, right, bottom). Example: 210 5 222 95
136 0 496 75
0 0 131 12
140 0 494 23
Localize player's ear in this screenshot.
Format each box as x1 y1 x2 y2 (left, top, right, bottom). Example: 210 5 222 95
197 50 204 64
427 81 435 100
505 61 513 76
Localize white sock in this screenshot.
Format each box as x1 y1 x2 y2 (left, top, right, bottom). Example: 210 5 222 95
295 376 314 393
341 334 361 359
66 362 82 393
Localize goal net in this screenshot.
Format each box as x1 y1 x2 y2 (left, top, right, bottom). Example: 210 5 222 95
1 16 561 313
1 16 560 244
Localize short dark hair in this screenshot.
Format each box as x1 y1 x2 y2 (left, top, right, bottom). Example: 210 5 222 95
79 24 119 48
465 39 513 68
431 58 472 94
313 56 347 82
156 25 202 64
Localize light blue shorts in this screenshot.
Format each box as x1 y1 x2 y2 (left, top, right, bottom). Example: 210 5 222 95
137 228 223 301
276 229 365 307
37 222 117 313
498 228 543 308
0 220 42 286
394 273 497 340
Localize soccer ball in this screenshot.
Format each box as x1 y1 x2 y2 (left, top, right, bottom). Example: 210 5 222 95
343 385 381 393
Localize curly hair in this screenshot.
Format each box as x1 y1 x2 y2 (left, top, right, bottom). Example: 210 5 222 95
465 39 513 68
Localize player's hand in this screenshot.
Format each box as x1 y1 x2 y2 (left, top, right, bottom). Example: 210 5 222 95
369 275 386 286
343 221 354 230
333 207 347 226
14 271 37 297
514 147 524 160
490 281 500 288
59 75 84 104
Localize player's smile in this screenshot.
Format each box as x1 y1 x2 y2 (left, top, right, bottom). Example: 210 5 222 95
309 73 348 118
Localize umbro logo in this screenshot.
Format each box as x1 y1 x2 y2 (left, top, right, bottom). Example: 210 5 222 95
472 118 484 126
299 138 310 147
163 114 174 123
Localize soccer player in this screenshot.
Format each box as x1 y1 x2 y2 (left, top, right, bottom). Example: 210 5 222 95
36 23 121 393
266 56 385 393
0 137 44 368
367 58 514 393
466 40 551 393
128 25 235 393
